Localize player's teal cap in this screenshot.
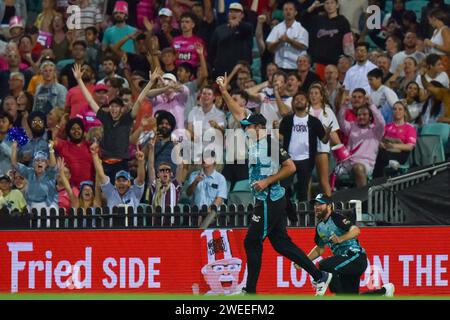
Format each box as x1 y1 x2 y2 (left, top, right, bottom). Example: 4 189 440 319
310 193 333 205
240 113 267 127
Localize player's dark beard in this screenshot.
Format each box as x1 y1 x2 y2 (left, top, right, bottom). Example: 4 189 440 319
32 127 45 138
316 208 328 221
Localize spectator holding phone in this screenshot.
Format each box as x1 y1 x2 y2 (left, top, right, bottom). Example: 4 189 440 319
186 153 227 208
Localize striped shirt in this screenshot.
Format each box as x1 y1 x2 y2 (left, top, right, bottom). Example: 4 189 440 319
79 4 102 29
149 180 182 211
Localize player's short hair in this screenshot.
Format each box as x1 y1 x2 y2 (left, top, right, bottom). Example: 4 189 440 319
230 89 249 104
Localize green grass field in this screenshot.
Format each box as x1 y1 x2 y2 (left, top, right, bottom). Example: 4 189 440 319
1 293 449 300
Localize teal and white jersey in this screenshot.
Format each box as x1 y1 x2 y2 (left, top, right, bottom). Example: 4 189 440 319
315 212 365 256
248 136 290 201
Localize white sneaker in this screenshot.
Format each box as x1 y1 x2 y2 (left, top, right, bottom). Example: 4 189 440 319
383 283 395 297
315 272 333 296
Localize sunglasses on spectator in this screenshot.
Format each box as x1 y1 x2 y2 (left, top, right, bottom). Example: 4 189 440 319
158 168 172 173
32 119 44 124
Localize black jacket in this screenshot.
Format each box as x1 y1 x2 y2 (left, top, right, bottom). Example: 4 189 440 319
209 21 253 78
279 114 326 161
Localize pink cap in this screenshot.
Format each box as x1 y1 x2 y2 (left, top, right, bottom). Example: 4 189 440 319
113 1 129 15
9 16 24 30
94 83 109 92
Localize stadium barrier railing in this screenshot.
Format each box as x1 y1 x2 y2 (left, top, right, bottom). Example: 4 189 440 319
0 201 358 230
368 161 450 224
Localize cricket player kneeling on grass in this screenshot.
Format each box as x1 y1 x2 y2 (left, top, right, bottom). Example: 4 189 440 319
296 194 395 297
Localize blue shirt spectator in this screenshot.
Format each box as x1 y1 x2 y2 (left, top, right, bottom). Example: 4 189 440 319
19 111 49 165
187 162 228 207
100 173 145 210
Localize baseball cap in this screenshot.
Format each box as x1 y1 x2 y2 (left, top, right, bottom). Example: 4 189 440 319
9 16 24 30
113 1 129 15
310 193 333 205
0 175 12 183
79 180 95 191
229 3 244 11
158 8 173 17
94 83 109 92
115 170 131 181
33 151 48 161
240 113 267 127
162 73 177 83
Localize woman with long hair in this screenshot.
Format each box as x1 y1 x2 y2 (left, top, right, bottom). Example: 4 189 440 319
34 0 58 33
402 81 423 123
424 8 450 77
373 101 417 177
50 14 71 62
77 180 102 211
307 83 341 196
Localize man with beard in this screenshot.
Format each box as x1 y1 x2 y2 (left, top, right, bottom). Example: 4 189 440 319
217 76 333 296
337 103 385 188
343 42 377 94
102 1 137 54
96 56 129 88
390 33 425 76
300 193 395 297
54 118 94 188
279 91 332 203
19 111 49 166
152 110 177 174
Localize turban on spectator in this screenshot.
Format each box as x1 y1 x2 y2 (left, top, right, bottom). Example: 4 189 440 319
66 117 86 143
155 110 176 132
27 111 47 128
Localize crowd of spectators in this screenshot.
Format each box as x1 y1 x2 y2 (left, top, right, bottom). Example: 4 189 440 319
0 0 449 216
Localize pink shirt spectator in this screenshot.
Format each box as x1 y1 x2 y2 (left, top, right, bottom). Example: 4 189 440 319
384 122 417 146
338 104 386 169
58 187 80 212
172 35 206 67
0 57 29 71
152 85 189 129
65 84 95 119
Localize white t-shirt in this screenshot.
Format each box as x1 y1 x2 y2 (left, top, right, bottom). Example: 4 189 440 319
289 115 310 161
308 106 339 153
343 60 377 94
259 87 292 129
389 51 426 76
370 85 399 108
416 72 450 89
266 21 309 70
188 105 226 161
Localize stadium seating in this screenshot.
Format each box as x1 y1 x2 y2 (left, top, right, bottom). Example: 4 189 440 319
421 123 450 147
412 134 446 166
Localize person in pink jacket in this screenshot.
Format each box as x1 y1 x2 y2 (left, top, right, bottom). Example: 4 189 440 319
337 102 385 187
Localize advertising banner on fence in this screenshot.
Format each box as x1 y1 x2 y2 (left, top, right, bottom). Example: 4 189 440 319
0 227 449 295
